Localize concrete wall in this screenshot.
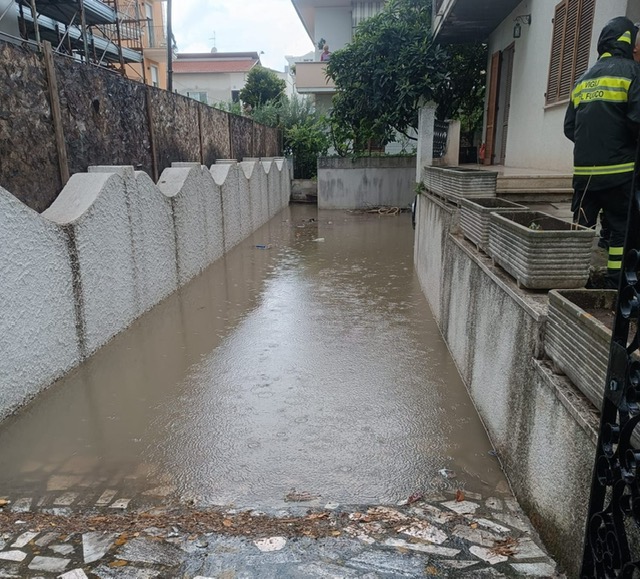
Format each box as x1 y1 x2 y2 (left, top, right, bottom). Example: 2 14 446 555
484 0 630 172
414 192 597 578
0 160 291 421
317 156 417 210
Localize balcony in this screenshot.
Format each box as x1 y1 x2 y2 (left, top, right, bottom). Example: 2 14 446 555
433 0 521 43
294 61 335 94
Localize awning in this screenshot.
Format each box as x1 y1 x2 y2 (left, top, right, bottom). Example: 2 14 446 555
433 0 522 43
16 0 116 26
18 3 142 63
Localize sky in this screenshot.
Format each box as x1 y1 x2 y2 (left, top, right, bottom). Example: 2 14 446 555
172 0 314 72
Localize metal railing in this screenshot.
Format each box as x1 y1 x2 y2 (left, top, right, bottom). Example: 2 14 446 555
433 120 449 158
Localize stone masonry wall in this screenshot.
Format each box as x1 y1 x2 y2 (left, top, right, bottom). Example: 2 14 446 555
0 40 281 212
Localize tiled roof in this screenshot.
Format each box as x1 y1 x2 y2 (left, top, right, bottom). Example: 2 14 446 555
173 59 258 74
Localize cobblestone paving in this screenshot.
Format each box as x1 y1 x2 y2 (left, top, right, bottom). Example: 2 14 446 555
0 490 565 578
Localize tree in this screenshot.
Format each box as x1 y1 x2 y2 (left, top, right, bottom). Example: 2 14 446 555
239 66 286 109
250 95 330 179
325 0 486 152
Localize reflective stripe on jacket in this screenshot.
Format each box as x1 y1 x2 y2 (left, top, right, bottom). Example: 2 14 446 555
564 18 640 191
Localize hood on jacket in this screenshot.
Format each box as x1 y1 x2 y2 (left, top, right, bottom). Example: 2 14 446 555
597 16 638 59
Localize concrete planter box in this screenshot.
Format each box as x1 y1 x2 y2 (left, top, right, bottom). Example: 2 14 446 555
459 197 527 251
488 211 595 289
546 289 616 410
423 166 498 201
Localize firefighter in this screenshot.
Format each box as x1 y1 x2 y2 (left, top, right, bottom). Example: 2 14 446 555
564 17 640 288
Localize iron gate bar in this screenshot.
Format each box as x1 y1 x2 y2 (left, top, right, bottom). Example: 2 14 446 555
581 138 640 576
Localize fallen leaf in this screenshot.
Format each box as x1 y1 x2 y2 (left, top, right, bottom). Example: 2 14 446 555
470 523 479 529
109 560 128 568
222 519 234 527
491 536 519 557
307 512 329 520
331 531 341 537
114 535 128 547
0 499 9 507
455 489 465 502
426 565 439 575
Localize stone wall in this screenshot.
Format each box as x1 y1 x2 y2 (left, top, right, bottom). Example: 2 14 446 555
0 40 281 213
0 159 290 422
414 192 596 578
317 156 416 210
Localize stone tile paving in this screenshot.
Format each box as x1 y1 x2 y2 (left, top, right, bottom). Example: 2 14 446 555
0 492 565 578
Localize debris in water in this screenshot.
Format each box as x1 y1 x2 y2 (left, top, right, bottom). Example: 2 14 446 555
407 492 424 505
254 536 286 552
439 468 456 479
312 238 325 243
255 244 271 250
285 489 319 502
455 490 465 502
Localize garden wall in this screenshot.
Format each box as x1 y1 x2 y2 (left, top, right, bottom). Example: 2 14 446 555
317 156 416 210
0 41 281 212
414 192 597 578
0 160 290 422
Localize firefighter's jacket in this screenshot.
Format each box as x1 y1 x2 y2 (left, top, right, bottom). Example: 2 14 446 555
564 17 640 191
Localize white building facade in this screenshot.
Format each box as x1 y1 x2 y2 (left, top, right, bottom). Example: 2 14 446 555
435 0 640 171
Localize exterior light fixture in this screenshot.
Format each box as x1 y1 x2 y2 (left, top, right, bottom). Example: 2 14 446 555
513 14 531 39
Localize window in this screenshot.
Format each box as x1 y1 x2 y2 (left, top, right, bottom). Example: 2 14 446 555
231 90 240 103
187 91 208 104
546 0 595 105
150 65 159 88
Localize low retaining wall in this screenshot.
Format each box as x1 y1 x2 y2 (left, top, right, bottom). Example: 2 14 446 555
414 193 596 578
0 160 290 421
317 156 416 210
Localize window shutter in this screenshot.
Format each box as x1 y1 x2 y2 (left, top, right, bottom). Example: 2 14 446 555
558 0 579 99
546 0 595 105
574 0 595 81
546 1 567 104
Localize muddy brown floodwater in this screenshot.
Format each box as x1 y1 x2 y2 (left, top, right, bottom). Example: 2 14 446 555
0 206 509 509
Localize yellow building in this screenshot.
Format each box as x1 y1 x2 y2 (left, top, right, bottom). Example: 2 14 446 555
105 0 169 89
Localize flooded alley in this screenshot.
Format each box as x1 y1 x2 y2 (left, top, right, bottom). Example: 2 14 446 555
0 205 504 509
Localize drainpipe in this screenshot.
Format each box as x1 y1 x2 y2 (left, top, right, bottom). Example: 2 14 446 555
166 0 173 92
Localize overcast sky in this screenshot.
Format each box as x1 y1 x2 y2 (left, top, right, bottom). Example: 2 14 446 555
172 0 314 71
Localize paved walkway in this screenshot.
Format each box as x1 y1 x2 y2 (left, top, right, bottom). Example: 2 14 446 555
0 492 561 578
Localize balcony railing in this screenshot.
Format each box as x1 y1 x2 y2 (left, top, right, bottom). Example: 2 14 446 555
143 24 166 49
294 61 335 93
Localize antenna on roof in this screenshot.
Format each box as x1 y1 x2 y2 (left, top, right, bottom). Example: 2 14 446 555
210 31 217 53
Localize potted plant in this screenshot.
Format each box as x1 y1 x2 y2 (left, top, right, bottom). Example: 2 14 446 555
459 197 528 251
488 210 595 289
423 166 498 201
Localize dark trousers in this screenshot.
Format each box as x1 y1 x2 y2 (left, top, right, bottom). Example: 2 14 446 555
572 181 632 287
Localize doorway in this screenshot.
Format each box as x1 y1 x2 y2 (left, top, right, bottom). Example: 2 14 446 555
485 44 515 166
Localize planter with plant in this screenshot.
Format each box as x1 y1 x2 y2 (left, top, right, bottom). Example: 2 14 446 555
488 210 595 289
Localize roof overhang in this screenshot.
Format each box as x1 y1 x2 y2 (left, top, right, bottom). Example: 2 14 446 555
290 0 350 43
433 0 522 44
